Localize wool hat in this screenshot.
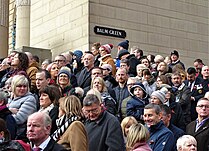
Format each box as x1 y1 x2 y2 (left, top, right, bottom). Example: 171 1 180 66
101 64 112 72
170 50 179 58
151 88 168 104
130 82 147 98
73 50 83 59
58 67 71 78
100 44 113 54
118 40 129 50
117 49 130 60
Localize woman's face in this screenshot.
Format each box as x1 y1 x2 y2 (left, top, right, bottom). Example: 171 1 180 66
156 77 163 87
50 64 59 79
58 73 69 86
124 119 135 137
11 54 19 67
157 62 166 72
150 96 162 105
99 47 107 57
39 93 52 108
14 84 28 97
91 46 99 56
93 79 103 92
141 59 149 67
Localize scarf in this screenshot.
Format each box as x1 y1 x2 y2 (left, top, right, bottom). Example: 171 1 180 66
52 114 79 141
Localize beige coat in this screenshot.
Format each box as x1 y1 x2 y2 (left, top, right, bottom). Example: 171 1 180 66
58 121 88 151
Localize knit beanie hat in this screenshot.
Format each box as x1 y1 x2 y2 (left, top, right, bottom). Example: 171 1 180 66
118 40 129 50
100 44 113 54
58 66 71 78
170 50 179 58
130 82 147 98
117 49 130 60
151 87 168 104
73 50 83 59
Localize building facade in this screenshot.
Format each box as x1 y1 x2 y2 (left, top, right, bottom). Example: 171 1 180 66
1 0 208 67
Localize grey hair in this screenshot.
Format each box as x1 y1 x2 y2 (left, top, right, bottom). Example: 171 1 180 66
176 135 197 151
144 103 162 115
83 94 100 106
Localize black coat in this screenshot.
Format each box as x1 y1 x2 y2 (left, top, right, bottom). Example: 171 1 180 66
184 77 205 120
186 119 209 151
43 138 67 151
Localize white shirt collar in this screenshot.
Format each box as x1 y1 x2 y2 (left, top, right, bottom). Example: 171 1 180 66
35 136 51 150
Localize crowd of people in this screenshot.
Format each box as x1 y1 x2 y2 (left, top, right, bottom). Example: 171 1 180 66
0 39 208 151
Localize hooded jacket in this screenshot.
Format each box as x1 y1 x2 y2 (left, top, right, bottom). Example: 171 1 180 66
126 83 149 122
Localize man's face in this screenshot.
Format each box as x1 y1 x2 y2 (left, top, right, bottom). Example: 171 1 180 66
187 73 195 83
27 115 51 146
116 69 128 84
54 56 66 68
91 68 103 79
171 75 182 87
83 54 94 68
161 112 171 127
180 140 197 151
36 72 49 90
143 108 161 127
201 66 209 79
82 103 102 121
127 79 136 91
194 61 203 73
120 62 129 71
196 99 209 119
171 54 178 62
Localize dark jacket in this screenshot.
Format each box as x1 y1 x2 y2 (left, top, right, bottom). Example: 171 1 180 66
172 83 192 125
168 124 185 145
101 92 117 115
169 98 186 131
85 111 125 151
186 118 209 151
126 96 148 122
77 67 92 90
43 138 67 151
49 106 59 134
169 60 185 70
148 121 175 151
184 77 205 120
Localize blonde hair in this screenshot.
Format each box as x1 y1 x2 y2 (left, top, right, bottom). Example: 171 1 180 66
11 75 29 93
59 95 82 118
121 116 137 136
91 77 107 93
126 123 150 151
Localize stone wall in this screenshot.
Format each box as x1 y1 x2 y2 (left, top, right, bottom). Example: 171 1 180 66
89 0 209 67
30 0 89 59
12 0 208 66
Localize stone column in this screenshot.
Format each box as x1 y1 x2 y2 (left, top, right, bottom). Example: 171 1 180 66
16 0 30 49
0 0 9 58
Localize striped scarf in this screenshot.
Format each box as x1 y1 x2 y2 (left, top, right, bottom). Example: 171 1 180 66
51 115 79 141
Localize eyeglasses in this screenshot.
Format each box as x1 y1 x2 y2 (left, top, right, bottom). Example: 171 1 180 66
127 83 135 86
196 105 209 109
83 107 99 114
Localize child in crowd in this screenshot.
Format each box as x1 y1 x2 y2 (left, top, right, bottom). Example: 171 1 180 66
126 83 149 122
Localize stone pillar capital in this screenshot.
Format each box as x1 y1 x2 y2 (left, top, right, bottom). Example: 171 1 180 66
16 0 30 7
